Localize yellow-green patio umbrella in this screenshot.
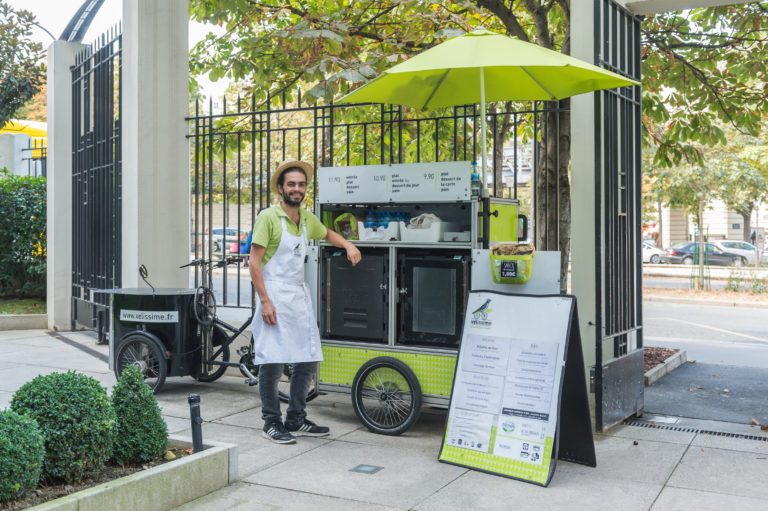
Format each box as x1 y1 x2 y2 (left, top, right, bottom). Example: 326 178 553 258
338 29 639 194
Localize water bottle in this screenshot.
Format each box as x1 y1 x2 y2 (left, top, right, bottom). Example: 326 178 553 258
470 163 481 199
365 210 375 229
380 210 391 228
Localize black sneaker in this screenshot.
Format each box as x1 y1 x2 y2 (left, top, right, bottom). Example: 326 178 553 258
285 418 330 437
262 421 296 444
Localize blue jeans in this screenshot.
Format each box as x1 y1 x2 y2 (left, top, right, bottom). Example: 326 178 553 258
259 362 317 424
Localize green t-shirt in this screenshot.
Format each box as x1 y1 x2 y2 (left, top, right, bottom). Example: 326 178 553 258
251 204 327 265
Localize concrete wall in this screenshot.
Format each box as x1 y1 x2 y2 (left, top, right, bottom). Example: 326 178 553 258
0 133 28 174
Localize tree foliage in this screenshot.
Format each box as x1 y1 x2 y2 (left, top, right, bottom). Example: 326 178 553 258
642 4 768 167
190 1 481 104
0 168 46 298
0 2 45 127
15 82 47 122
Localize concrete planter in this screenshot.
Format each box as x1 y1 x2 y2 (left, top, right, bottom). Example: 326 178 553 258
644 350 687 387
0 313 47 330
28 436 237 511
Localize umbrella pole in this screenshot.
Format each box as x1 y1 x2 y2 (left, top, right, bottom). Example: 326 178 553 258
479 67 489 198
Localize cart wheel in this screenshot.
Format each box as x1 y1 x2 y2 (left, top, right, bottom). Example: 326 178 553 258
196 326 230 382
116 334 167 393
351 357 422 435
193 287 216 327
278 364 319 403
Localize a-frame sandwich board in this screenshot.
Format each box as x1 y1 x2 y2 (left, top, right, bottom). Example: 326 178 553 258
438 291 596 486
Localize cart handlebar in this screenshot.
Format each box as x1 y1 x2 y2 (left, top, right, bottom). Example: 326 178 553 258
180 257 244 269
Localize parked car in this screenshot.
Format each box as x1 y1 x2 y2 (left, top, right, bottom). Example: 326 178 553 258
642 240 664 264
204 227 249 253
661 242 747 266
710 240 768 265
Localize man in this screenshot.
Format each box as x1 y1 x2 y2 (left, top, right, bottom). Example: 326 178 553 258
249 159 361 444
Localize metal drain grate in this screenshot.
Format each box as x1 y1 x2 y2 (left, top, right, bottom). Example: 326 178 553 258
623 419 768 442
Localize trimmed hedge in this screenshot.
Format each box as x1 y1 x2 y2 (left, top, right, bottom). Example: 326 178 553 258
0 167 46 298
111 365 168 464
0 409 45 501
10 371 116 483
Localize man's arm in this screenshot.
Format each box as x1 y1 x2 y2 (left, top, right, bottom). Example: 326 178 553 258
248 244 277 325
325 229 361 266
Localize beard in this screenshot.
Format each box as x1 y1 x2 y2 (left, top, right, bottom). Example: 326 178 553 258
281 189 304 207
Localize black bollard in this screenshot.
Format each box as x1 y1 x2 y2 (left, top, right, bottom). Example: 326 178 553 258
188 394 204 453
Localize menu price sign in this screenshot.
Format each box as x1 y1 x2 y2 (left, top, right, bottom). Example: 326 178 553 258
318 162 471 203
439 291 596 487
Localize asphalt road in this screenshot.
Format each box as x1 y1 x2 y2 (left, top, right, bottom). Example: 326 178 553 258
643 301 768 368
643 300 768 424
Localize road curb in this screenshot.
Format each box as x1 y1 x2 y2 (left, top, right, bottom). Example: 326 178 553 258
644 350 687 387
643 295 768 308
0 314 48 330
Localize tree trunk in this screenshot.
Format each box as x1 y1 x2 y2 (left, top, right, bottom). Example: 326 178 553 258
742 211 752 243
657 200 663 248
534 99 571 293
557 101 571 293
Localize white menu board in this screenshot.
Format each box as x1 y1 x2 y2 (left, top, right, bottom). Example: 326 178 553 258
440 291 575 486
318 162 471 203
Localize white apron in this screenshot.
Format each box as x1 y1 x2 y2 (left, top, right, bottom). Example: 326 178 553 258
251 216 322 365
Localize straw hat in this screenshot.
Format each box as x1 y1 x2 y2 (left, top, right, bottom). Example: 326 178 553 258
270 159 314 196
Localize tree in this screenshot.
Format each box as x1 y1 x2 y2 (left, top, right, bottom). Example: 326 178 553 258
642 4 768 167
0 2 45 128
648 161 725 289
707 126 768 242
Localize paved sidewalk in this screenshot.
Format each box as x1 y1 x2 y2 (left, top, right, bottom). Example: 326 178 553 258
2 329 768 510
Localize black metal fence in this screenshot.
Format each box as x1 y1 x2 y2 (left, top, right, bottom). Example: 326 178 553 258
20 138 47 177
71 25 122 331
188 93 561 307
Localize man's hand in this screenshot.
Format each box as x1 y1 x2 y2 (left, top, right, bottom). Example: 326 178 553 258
261 299 277 325
345 242 361 266
325 229 362 266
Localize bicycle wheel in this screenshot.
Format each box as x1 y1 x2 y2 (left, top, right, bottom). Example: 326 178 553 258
196 325 230 382
278 364 319 403
351 357 422 435
115 334 167 393
193 287 216 327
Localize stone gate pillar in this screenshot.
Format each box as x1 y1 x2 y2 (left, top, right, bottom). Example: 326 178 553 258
121 0 189 288
47 40 87 330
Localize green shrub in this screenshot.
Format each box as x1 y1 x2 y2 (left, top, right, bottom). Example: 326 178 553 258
10 371 116 483
0 410 45 501
0 167 46 298
111 365 168 464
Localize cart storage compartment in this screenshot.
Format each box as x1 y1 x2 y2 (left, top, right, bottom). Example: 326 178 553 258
397 250 469 348
321 247 388 342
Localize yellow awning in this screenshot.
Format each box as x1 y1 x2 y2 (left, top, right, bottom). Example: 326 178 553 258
0 120 47 139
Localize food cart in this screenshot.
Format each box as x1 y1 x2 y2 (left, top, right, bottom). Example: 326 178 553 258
305 161 560 434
